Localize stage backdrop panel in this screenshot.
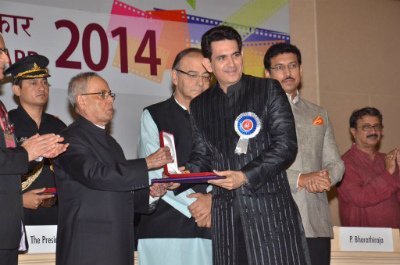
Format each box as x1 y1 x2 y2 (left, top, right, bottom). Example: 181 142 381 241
0 0 289 158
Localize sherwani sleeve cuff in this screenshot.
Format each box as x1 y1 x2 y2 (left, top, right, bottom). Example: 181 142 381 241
0 146 29 174
126 158 149 189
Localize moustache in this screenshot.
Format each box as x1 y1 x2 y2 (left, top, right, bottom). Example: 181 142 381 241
283 77 295 82
366 134 378 139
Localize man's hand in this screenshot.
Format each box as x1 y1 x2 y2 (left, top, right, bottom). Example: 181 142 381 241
298 170 331 193
145 147 173 170
149 183 168 197
385 148 398 175
196 213 211 228
208 170 247 190
42 142 69 159
22 134 67 161
188 193 212 228
23 188 55 209
166 182 181 190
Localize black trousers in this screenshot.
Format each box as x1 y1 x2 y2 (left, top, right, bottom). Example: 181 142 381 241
306 237 331 265
0 249 18 265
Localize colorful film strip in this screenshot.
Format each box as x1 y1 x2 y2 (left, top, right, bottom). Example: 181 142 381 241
107 0 290 81
108 0 190 83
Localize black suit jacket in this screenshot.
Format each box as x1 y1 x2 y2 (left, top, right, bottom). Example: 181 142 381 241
53 116 150 265
0 101 29 250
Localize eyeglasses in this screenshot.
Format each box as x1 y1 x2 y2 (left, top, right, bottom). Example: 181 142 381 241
175 69 212 82
270 62 299 72
0 48 8 55
80 90 116 100
358 124 383 132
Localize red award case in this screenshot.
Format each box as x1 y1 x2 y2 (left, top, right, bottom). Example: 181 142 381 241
151 131 223 184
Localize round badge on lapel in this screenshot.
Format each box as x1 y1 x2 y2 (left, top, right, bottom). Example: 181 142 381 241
234 112 261 154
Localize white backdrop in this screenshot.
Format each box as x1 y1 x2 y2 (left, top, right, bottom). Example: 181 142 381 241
0 0 289 158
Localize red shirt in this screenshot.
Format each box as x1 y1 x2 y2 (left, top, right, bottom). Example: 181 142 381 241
337 144 400 228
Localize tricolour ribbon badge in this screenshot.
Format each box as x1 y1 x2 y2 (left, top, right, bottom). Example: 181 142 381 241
234 112 261 154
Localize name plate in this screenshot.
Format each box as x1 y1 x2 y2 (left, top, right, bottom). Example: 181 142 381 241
339 226 394 252
25 225 57 253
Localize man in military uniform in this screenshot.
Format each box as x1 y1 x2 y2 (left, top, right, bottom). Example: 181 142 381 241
7 54 66 225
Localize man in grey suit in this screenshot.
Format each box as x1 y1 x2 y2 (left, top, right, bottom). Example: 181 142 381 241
264 43 344 265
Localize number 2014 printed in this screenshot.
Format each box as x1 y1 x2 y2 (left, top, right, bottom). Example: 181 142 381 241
55 19 161 75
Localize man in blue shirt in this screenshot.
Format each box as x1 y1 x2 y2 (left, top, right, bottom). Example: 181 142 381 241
137 47 212 265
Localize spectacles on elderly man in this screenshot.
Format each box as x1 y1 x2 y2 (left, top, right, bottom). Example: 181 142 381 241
175 69 212 82
81 90 116 100
0 48 8 56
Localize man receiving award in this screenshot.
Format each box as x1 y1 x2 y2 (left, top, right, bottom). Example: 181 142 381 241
186 26 311 265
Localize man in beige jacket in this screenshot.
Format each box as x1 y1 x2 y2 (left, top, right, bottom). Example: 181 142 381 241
264 43 344 265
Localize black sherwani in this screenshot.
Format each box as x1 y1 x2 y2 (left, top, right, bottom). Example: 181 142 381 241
9 105 66 225
187 75 310 265
53 116 150 265
0 100 28 258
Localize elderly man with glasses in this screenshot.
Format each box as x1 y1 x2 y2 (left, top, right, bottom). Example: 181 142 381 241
53 72 173 265
337 107 400 228
137 47 212 265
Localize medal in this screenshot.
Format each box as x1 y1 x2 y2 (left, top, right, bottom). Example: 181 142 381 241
234 112 261 154
0 101 16 148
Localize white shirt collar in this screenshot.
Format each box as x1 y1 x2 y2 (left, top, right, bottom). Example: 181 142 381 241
286 90 300 105
173 95 188 111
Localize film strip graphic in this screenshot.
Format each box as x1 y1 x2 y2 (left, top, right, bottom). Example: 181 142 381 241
186 14 289 44
107 0 289 81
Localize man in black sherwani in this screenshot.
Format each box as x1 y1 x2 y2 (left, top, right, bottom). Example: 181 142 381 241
53 72 172 265
186 26 311 265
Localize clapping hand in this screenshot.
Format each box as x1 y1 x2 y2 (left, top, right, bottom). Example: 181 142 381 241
298 170 331 193
385 148 399 175
22 134 68 161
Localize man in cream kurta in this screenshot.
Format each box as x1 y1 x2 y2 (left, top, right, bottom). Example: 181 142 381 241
264 43 344 265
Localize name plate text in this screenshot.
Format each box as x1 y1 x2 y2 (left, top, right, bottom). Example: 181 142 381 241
25 225 57 254
339 227 393 252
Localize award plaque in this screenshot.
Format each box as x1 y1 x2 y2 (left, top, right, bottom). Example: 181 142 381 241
151 131 224 184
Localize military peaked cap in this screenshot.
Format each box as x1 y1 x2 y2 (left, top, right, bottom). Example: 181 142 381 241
5 54 50 79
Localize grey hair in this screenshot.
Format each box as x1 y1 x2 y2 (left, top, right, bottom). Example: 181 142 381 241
68 72 100 106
